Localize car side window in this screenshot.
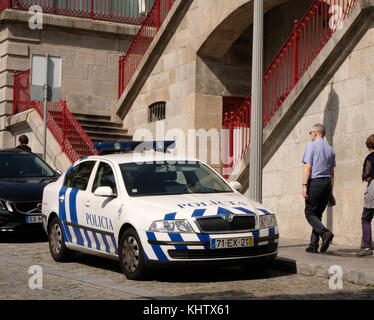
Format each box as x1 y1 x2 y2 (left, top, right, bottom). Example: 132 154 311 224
92 162 117 194
63 161 96 190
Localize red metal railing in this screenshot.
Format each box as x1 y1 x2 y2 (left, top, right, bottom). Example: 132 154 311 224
118 0 175 98
13 70 97 163
0 0 10 11
2 0 154 24
223 0 358 177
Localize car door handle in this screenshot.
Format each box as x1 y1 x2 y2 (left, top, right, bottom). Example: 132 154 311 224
84 201 90 207
59 195 65 202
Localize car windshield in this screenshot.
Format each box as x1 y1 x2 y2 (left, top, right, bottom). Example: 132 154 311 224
0 153 55 178
119 161 233 196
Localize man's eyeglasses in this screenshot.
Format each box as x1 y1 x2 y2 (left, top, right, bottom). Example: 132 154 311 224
309 131 316 135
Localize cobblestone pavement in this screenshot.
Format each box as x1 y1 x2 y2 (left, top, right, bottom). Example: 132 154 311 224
1 231 374 300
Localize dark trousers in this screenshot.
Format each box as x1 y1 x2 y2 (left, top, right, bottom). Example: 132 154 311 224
362 207 374 249
305 178 331 249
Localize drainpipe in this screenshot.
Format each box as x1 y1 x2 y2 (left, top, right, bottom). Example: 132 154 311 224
249 0 263 203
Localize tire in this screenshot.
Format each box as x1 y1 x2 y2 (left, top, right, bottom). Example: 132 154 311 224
119 228 148 280
48 216 74 262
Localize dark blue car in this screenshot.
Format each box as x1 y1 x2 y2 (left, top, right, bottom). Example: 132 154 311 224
0 149 59 232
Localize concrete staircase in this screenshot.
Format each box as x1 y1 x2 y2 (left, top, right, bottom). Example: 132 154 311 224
73 113 132 143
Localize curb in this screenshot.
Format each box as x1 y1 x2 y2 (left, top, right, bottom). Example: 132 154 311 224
272 257 374 286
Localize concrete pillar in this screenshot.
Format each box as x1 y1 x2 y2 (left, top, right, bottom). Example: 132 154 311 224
249 0 263 203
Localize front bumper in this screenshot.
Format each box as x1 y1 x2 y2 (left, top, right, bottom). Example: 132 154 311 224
140 228 279 263
0 212 42 231
145 251 278 269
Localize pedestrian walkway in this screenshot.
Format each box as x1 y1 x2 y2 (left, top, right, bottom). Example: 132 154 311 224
274 238 374 286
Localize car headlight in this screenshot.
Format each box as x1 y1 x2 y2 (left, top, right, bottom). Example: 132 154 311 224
259 214 277 228
0 201 13 213
149 220 194 233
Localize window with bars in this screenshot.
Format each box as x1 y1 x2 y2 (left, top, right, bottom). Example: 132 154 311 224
148 101 166 123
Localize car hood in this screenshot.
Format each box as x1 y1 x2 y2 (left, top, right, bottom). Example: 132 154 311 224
126 192 273 221
0 177 54 202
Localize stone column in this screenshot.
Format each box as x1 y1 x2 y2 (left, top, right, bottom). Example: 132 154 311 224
249 0 263 203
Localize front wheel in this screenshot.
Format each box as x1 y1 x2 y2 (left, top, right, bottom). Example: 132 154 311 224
48 216 74 262
119 228 148 280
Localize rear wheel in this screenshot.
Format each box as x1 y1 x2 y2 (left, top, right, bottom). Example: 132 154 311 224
48 216 74 262
119 228 148 280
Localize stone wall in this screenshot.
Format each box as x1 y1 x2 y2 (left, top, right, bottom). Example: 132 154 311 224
4 109 71 171
262 22 374 247
120 0 302 171
196 0 314 99
0 9 138 149
0 9 137 150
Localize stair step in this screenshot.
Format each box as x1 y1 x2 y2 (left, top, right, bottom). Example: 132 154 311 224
74 118 124 129
84 128 131 136
90 135 132 142
70 112 132 146
80 123 128 134
72 113 111 122
73 113 123 127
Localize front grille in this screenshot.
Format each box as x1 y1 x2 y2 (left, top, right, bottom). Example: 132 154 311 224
14 201 41 214
196 215 256 233
168 244 278 259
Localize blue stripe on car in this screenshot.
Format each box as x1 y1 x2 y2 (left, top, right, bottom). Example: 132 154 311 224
83 229 92 248
168 233 188 250
252 230 259 246
257 208 271 215
58 186 72 242
197 234 210 249
68 189 84 246
111 236 118 254
217 207 234 215
101 234 111 253
233 207 256 215
92 232 101 251
269 227 275 244
146 232 168 261
164 212 176 220
191 209 206 217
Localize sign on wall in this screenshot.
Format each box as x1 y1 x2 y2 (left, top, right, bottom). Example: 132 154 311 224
30 54 62 102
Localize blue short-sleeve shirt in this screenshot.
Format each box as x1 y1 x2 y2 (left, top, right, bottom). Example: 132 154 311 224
302 138 336 179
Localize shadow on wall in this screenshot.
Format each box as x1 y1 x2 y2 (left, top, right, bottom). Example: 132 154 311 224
323 84 339 148
323 83 339 232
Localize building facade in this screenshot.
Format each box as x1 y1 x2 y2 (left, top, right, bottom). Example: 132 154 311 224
3 0 374 246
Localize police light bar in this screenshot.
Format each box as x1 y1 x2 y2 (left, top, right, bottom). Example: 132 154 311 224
94 141 176 154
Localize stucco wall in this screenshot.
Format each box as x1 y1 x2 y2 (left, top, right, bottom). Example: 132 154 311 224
262 23 374 247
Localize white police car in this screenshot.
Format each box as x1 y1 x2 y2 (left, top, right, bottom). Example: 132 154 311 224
42 141 279 280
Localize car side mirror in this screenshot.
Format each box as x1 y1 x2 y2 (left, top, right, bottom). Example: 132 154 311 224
94 186 117 198
229 181 243 192
55 169 62 177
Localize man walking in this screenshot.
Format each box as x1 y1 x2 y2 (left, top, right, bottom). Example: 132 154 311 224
302 123 335 253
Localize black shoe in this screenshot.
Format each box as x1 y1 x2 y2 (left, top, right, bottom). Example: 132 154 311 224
305 247 318 253
320 231 334 253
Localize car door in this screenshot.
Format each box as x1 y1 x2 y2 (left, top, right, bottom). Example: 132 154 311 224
60 160 96 247
81 161 121 255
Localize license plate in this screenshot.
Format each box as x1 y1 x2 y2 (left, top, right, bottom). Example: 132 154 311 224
210 237 253 249
25 216 42 224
